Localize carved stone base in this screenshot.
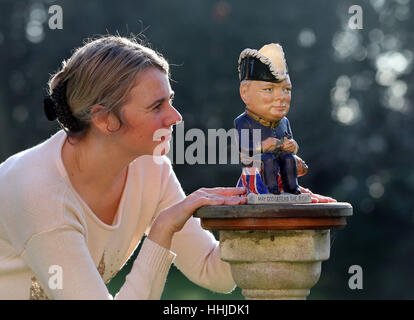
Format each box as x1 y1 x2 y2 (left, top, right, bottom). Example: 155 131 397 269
220 230 330 300
194 202 353 300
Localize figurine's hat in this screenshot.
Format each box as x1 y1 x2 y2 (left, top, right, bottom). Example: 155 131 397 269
238 43 288 82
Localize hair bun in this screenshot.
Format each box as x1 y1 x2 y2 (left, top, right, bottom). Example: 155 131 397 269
43 96 58 121
43 81 84 133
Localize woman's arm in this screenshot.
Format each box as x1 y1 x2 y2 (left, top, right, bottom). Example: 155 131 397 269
148 187 247 250
171 216 237 293
22 226 174 299
143 158 247 295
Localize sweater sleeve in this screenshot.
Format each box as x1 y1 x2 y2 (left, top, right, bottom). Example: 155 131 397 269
21 226 175 300
153 159 236 294
171 217 236 293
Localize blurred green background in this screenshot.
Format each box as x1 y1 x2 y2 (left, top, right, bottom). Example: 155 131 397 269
1 0 413 299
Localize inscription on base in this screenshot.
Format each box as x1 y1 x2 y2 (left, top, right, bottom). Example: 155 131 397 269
247 193 312 204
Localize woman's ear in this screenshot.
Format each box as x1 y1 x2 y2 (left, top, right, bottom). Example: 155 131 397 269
90 105 120 135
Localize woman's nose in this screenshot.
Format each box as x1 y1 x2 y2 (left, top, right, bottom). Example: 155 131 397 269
165 104 183 126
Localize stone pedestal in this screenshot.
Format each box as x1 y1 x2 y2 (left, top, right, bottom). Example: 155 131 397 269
194 202 352 300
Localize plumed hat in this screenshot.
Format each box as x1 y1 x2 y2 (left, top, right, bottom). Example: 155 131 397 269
238 43 288 83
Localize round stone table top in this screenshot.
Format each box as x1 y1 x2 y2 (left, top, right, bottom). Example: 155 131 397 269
194 202 353 230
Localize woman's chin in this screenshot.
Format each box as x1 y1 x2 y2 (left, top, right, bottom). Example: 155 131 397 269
152 141 170 157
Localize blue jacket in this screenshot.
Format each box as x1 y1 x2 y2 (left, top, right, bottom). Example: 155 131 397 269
234 111 293 164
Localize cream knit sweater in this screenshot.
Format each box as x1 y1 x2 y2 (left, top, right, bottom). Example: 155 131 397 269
0 130 235 299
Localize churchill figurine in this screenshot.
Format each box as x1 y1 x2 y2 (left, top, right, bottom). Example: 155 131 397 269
235 43 302 195
235 43 336 203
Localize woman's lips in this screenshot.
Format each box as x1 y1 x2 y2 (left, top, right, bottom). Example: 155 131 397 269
160 133 172 141
154 128 172 141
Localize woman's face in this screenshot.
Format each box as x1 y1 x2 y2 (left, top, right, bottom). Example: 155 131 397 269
240 76 292 122
117 67 182 158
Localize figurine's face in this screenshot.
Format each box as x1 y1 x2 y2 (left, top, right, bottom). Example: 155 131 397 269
240 76 292 122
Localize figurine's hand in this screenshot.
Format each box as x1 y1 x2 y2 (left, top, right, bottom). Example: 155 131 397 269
148 187 247 249
281 139 298 154
262 137 281 152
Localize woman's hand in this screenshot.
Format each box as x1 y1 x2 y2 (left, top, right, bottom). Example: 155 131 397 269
148 187 247 249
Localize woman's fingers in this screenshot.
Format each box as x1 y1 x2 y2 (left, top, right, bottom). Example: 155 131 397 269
222 195 248 205
199 187 246 196
176 187 248 221
198 194 247 206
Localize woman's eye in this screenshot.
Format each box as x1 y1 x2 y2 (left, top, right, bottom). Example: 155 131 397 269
284 87 292 92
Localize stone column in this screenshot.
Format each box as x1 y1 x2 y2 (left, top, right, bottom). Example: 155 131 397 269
194 203 352 300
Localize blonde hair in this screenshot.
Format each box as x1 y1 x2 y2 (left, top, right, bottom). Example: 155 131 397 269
47 35 169 138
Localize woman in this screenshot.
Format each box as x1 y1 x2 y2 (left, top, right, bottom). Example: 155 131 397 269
0 35 247 299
